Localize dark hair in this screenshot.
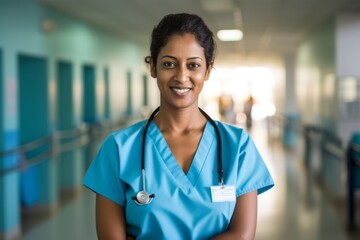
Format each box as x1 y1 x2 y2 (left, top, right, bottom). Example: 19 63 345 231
146 13 216 68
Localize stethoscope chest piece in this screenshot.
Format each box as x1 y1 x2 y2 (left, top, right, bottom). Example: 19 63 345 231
133 191 155 205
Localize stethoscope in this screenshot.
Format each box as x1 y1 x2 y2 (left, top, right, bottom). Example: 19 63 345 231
132 106 224 205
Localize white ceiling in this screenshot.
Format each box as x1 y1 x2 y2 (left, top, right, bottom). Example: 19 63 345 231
40 0 360 65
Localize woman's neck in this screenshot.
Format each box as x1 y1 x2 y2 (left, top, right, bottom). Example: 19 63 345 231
153 105 206 134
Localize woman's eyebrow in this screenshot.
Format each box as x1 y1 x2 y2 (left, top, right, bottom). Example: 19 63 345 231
160 55 176 60
160 55 203 61
188 56 203 61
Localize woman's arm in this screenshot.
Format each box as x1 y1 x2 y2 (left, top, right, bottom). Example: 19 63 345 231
95 194 127 240
211 190 258 240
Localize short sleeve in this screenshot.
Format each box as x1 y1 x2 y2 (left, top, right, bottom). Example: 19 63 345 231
236 131 274 196
83 134 126 206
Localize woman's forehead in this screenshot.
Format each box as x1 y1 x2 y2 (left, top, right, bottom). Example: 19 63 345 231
158 34 205 59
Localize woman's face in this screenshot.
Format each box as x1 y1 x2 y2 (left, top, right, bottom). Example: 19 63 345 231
150 33 213 110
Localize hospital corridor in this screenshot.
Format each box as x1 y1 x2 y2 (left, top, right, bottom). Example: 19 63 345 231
17 121 360 240
1 0 360 239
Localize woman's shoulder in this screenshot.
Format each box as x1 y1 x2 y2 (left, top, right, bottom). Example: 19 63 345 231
104 120 146 145
113 120 146 134
215 121 248 136
213 121 252 146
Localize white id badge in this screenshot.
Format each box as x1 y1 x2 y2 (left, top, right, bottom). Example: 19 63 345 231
210 185 236 202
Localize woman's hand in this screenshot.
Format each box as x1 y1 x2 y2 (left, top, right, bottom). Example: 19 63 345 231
211 190 258 240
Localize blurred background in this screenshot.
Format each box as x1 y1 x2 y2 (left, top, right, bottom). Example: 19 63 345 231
1 0 360 239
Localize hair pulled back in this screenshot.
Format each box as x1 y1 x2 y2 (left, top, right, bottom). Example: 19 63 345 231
146 13 216 68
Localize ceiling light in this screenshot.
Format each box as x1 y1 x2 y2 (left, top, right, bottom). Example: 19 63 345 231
201 0 234 12
217 29 243 41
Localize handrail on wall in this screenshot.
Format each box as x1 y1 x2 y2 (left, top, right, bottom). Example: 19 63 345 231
0 135 54 175
266 113 304 140
0 121 116 176
53 123 91 154
303 125 360 229
270 116 360 229
304 125 346 165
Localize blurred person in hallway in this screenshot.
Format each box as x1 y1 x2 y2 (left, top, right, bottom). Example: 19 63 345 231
244 95 255 130
83 13 274 240
218 94 236 124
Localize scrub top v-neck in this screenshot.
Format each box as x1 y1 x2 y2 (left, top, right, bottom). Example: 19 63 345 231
83 119 274 239
147 121 214 191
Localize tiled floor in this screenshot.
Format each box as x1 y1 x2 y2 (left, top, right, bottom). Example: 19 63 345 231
19 120 360 240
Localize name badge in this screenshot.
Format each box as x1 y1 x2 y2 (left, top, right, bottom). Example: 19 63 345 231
210 185 236 202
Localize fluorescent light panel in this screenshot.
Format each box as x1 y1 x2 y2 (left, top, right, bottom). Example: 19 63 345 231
217 29 243 41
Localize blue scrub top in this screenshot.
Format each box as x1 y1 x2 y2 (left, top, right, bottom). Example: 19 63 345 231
83 120 274 239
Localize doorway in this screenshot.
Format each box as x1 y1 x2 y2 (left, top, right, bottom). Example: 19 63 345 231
18 54 55 207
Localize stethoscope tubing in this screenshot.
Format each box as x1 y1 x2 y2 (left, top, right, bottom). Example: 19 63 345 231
134 106 224 205
198 108 224 185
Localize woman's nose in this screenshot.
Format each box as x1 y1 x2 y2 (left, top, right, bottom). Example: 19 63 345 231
174 65 189 82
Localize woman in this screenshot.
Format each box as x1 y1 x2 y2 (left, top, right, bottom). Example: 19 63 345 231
83 13 274 239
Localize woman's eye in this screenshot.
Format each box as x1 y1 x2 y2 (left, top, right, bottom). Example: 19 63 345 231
189 63 200 69
163 62 175 68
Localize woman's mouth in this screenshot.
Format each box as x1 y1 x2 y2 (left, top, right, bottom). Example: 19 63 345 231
171 87 191 95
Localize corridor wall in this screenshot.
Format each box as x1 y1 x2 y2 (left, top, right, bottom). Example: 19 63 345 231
295 17 341 196
296 14 360 141
295 13 360 197
0 0 156 238
295 17 337 129
336 14 360 141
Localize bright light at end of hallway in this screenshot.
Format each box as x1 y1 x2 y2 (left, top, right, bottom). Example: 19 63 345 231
217 29 243 41
203 65 276 122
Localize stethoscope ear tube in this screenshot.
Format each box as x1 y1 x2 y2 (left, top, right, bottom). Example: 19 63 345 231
198 108 224 185
141 107 160 170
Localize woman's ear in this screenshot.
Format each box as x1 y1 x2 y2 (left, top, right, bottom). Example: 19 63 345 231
150 58 157 78
204 62 214 81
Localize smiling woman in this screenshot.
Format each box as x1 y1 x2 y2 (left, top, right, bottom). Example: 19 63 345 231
83 13 274 240
149 33 212 111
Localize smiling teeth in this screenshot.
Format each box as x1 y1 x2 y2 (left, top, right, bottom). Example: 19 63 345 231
173 88 190 93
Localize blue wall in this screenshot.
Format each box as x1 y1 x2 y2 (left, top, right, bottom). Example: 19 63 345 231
0 48 3 148
0 0 150 236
